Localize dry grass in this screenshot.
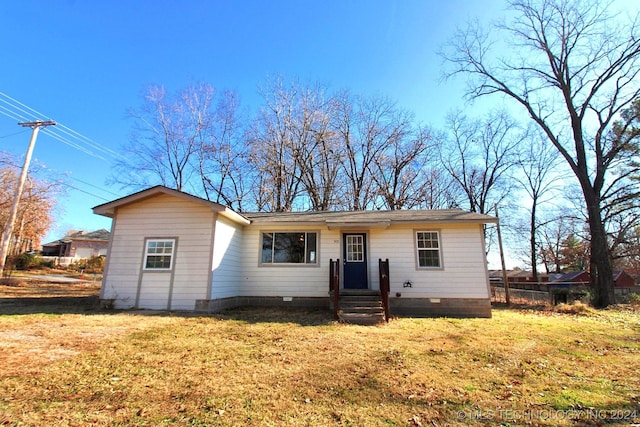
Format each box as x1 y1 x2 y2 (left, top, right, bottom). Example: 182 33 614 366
0 279 100 298
0 288 638 426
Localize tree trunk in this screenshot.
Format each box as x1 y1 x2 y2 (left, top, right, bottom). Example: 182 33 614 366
583 188 616 307
530 200 538 283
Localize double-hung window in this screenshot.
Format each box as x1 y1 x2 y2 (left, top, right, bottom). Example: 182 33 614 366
416 231 441 268
261 232 317 265
144 239 175 270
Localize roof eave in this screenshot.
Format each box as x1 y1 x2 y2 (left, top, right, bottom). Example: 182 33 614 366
92 186 250 226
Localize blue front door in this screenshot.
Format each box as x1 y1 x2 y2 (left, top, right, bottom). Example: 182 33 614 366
343 233 368 289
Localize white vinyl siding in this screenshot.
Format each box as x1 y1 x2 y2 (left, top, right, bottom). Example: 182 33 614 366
101 193 215 310
368 224 489 299
210 216 243 299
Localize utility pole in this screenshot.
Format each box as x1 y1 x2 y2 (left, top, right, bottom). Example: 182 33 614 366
0 120 56 277
495 206 511 305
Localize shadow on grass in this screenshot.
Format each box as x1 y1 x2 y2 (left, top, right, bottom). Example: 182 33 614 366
0 295 337 326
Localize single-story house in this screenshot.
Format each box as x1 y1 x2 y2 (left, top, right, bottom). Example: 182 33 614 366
41 229 110 258
552 270 636 288
93 186 498 318
488 269 551 284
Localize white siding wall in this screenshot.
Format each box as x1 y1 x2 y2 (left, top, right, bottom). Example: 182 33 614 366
210 216 244 299
102 194 215 310
369 224 489 298
239 223 489 299
240 226 340 297
138 274 171 309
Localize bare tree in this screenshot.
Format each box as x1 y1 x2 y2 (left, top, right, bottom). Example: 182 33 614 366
288 84 342 211
515 128 563 281
438 110 520 214
442 0 640 307
197 90 249 211
418 168 461 209
112 84 215 192
538 210 584 273
371 125 436 210
334 92 412 210
248 78 304 212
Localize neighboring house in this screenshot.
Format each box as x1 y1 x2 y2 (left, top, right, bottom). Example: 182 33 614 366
613 271 636 288
551 270 636 288
41 229 110 258
488 269 551 284
93 186 498 318
551 271 590 285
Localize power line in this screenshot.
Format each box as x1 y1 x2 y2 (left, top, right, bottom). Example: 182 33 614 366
0 129 28 139
0 92 129 162
0 154 121 200
41 127 107 160
58 181 111 202
0 104 28 122
70 176 120 197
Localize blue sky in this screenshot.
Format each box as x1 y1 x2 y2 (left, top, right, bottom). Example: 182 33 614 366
3 0 636 264
2 1 508 242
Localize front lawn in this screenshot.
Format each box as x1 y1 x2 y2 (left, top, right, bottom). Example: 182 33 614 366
0 306 638 426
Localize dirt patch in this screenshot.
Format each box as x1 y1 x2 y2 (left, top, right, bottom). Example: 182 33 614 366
0 279 117 375
0 315 146 376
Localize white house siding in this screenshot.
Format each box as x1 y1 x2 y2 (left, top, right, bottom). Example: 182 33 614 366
237 223 489 300
368 224 490 299
210 216 244 299
102 193 215 310
240 225 340 297
138 273 172 309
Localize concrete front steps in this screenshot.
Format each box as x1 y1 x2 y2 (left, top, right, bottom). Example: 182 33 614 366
336 290 386 325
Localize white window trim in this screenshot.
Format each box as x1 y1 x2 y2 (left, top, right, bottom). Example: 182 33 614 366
414 230 443 270
143 238 176 271
259 231 320 267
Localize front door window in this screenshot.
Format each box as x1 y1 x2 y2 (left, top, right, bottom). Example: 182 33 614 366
346 234 364 262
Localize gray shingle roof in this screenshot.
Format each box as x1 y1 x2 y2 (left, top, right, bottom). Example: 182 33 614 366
243 209 497 226
42 229 110 247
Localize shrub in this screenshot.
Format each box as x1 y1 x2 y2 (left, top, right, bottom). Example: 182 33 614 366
71 256 106 274
10 254 41 270
0 277 22 286
626 292 640 306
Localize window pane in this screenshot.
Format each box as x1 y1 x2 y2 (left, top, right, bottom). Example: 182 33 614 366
417 232 438 249
306 232 317 263
418 250 440 268
261 233 273 263
346 235 364 262
147 241 173 254
146 255 172 269
274 233 305 263
261 232 317 264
